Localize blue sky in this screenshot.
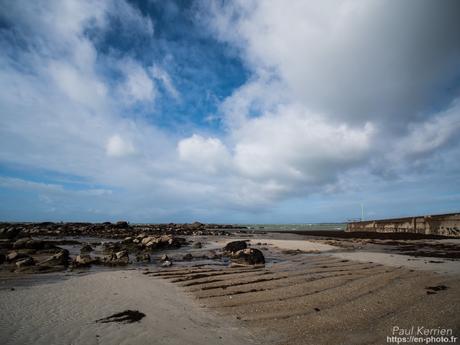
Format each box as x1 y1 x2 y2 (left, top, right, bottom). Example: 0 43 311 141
1 0 460 223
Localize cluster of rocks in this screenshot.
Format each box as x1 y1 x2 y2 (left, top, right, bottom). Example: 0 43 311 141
0 224 266 273
71 234 188 268
0 236 71 272
223 241 265 265
0 221 245 239
0 227 193 271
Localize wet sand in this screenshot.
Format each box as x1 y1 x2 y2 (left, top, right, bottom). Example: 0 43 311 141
147 238 460 345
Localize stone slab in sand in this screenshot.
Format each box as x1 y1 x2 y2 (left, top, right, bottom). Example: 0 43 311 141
0 270 256 345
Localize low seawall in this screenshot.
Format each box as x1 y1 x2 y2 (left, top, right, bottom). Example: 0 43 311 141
346 212 460 238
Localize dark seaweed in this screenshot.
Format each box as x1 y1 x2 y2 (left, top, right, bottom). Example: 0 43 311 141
95 310 145 324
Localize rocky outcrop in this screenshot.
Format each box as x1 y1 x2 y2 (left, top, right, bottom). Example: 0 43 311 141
224 240 247 253
0 221 241 239
74 254 96 267
42 249 70 266
139 235 185 249
231 248 265 265
101 250 129 266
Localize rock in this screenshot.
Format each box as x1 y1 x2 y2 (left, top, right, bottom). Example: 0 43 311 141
116 221 129 229
182 253 193 261
13 238 44 250
12 238 29 249
102 242 122 253
115 250 129 260
42 249 69 266
16 256 35 268
100 250 129 266
192 241 202 249
224 241 247 253
0 253 5 264
80 244 93 253
6 251 28 262
160 254 170 262
122 237 133 243
141 236 156 246
207 251 221 260
0 227 21 239
136 253 151 262
162 260 172 267
74 254 94 267
231 248 265 265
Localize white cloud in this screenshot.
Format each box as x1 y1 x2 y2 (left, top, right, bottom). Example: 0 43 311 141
233 104 375 185
207 0 460 126
48 61 107 109
118 59 156 105
106 135 136 157
178 134 231 174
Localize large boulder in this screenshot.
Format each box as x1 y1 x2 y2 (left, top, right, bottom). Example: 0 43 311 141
42 249 70 266
141 236 157 246
101 250 129 266
74 254 94 267
224 241 247 253
231 248 265 265
141 235 184 249
115 221 129 229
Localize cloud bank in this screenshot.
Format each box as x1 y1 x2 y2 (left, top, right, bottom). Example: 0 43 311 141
0 0 459 222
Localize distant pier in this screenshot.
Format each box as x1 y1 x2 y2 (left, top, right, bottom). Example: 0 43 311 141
346 212 460 238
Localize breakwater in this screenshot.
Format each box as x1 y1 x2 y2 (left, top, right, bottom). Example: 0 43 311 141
346 212 460 238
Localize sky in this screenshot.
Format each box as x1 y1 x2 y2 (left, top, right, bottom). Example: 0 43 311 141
0 0 460 223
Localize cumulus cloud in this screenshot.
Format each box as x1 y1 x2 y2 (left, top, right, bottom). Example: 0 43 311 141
201 0 460 197
178 134 231 174
207 0 460 124
233 105 375 185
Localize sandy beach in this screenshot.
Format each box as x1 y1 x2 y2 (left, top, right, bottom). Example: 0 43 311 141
0 269 255 345
1 224 460 345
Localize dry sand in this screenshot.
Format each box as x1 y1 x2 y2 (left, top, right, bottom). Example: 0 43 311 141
0 269 256 345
